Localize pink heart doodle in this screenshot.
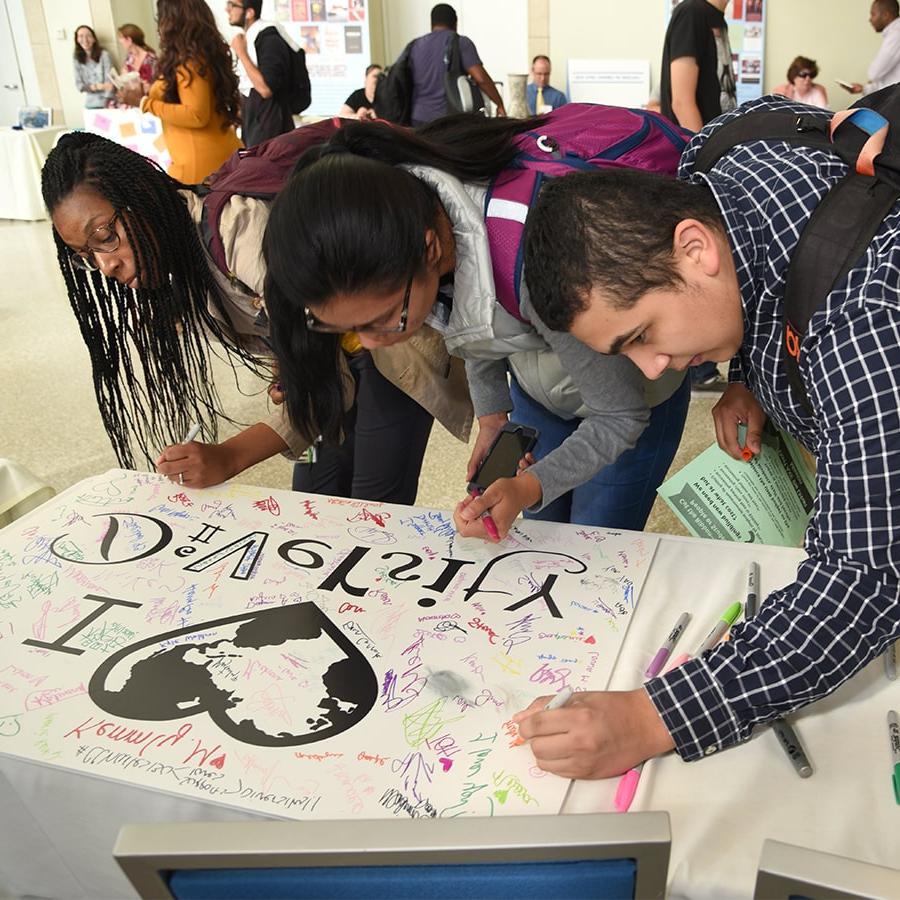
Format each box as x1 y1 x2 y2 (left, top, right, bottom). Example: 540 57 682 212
439 757 453 771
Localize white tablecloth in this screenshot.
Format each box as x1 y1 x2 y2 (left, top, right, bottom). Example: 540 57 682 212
567 535 898 899
0 127 67 220
0 528 896 899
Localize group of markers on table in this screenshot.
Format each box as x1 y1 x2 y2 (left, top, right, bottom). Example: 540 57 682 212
178 422 899 808
537 561 900 812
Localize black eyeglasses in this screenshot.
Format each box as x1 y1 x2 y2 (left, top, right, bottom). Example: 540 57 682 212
796 70 813 78
305 275 413 335
69 212 121 272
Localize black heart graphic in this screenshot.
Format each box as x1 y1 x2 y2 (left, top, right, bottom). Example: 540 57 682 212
89 602 377 746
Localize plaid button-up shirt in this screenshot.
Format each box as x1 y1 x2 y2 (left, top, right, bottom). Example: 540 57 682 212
647 96 900 760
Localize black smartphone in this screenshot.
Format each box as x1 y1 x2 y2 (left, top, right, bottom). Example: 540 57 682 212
468 423 539 493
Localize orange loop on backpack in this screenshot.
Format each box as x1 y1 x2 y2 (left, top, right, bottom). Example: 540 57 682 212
785 323 802 361
829 108 889 177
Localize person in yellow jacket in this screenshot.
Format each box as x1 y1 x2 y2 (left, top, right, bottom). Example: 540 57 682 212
141 0 242 183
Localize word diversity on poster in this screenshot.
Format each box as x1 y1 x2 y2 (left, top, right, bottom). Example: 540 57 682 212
0 471 658 820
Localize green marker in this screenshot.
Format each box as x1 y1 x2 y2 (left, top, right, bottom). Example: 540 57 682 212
694 601 742 656
888 710 900 805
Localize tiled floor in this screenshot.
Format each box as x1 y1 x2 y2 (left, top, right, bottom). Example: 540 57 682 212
1 218 718 535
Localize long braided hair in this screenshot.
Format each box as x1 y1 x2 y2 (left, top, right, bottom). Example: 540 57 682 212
42 131 263 467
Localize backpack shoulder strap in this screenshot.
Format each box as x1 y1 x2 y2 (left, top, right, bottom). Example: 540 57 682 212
782 172 900 412
693 109 834 174
200 119 342 280
484 169 542 323
694 104 900 414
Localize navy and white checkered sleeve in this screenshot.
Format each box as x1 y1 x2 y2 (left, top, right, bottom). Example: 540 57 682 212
647 296 900 761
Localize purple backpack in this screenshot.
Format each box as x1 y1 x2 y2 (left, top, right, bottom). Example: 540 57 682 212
485 103 690 322
199 118 344 287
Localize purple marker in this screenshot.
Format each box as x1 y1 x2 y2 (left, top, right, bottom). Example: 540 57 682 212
644 612 691 678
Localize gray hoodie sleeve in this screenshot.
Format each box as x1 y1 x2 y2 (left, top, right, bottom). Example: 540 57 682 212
464 356 514 418
523 306 651 511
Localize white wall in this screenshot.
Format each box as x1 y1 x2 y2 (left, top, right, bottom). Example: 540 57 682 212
6 0 40 106
550 0 882 109
42 0 93 127
110 0 157 51
33 0 890 126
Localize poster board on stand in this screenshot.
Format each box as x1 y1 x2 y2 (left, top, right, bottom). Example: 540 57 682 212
567 59 651 108
271 0 372 117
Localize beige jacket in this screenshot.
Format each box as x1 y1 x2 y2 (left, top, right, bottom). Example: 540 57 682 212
183 191 473 458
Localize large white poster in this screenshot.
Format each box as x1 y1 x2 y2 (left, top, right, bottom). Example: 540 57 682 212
273 0 372 116
0 471 657 819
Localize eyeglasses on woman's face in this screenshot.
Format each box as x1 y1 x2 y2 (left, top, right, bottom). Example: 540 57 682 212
304 274 414 335
69 212 122 272
796 70 813 79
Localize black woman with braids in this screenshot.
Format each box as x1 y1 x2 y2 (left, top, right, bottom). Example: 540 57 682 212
40 130 472 501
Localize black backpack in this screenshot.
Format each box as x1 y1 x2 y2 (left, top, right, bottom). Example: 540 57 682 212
255 25 311 115
444 33 484 115
694 86 900 412
288 45 311 114
374 40 415 125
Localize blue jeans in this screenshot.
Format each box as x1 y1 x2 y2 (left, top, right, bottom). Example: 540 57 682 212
509 375 690 531
690 360 720 384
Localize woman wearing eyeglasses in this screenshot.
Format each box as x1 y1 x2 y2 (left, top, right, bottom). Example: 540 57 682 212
263 112 690 542
773 56 829 109
40 129 471 503
139 0 242 183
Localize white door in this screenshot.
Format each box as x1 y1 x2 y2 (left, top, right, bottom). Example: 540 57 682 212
0 1 26 125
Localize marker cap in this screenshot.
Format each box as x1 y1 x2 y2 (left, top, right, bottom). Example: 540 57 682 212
666 652 692 672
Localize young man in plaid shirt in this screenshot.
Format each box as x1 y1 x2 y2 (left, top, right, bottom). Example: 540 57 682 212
515 96 900 776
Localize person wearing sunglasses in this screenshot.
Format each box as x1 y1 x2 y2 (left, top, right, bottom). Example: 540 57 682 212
263 112 690 543
773 56 829 109
40 130 472 503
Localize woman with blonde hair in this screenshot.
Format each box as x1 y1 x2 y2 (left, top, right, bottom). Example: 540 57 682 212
140 0 241 183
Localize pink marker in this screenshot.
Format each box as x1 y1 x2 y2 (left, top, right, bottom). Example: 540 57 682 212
666 652 692 672
468 487 500 541
614 762 644 813
617 616 691 813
